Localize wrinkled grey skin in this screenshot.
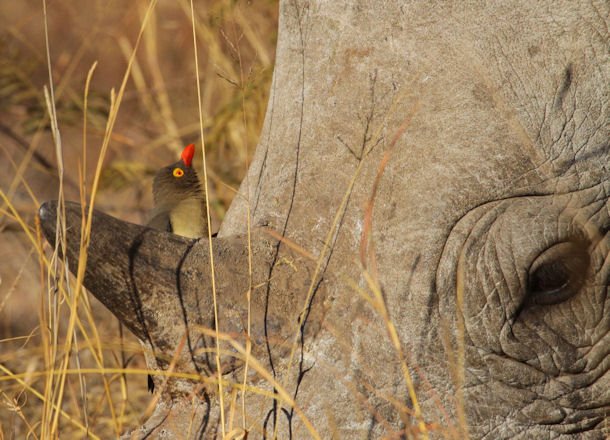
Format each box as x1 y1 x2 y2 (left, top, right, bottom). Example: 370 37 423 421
222 1 608 437
40 0 608 438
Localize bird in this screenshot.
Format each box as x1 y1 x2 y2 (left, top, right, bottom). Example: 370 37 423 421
148 143 208 238
146 143 208 393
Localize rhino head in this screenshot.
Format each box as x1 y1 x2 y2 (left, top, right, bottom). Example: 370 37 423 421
39 0 608 438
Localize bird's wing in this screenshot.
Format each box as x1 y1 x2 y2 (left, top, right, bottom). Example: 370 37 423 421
147 210 172 233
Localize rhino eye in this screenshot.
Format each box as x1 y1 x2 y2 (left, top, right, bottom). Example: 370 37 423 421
527 241 590 305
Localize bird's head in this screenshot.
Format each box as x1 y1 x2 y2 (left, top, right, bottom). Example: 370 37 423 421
152 144 203 206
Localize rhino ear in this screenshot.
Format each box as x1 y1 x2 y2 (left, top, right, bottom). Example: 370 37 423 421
38 200 196 341
36 200 294 364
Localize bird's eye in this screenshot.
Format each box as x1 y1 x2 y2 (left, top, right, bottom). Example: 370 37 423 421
173 168 184 178
527 240 589 305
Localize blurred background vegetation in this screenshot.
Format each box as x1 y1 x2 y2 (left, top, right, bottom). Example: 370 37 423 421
0 0 277 437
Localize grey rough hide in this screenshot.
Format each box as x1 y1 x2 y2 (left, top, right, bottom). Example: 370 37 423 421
39 0 609 438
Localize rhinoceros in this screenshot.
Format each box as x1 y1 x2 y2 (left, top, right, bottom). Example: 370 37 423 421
39 0 609 438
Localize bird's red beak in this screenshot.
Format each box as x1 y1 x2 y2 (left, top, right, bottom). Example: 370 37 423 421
181 144 195 167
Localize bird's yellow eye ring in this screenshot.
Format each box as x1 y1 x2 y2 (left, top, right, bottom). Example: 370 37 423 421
173 168 184 178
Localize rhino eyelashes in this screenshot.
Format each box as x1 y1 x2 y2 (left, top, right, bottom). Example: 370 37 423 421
527 240 590 306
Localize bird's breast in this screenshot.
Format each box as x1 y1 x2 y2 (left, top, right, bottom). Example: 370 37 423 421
169 197 206 238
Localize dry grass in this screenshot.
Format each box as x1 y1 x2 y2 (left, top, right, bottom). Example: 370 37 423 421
0 1 277 438
0 1 463 439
